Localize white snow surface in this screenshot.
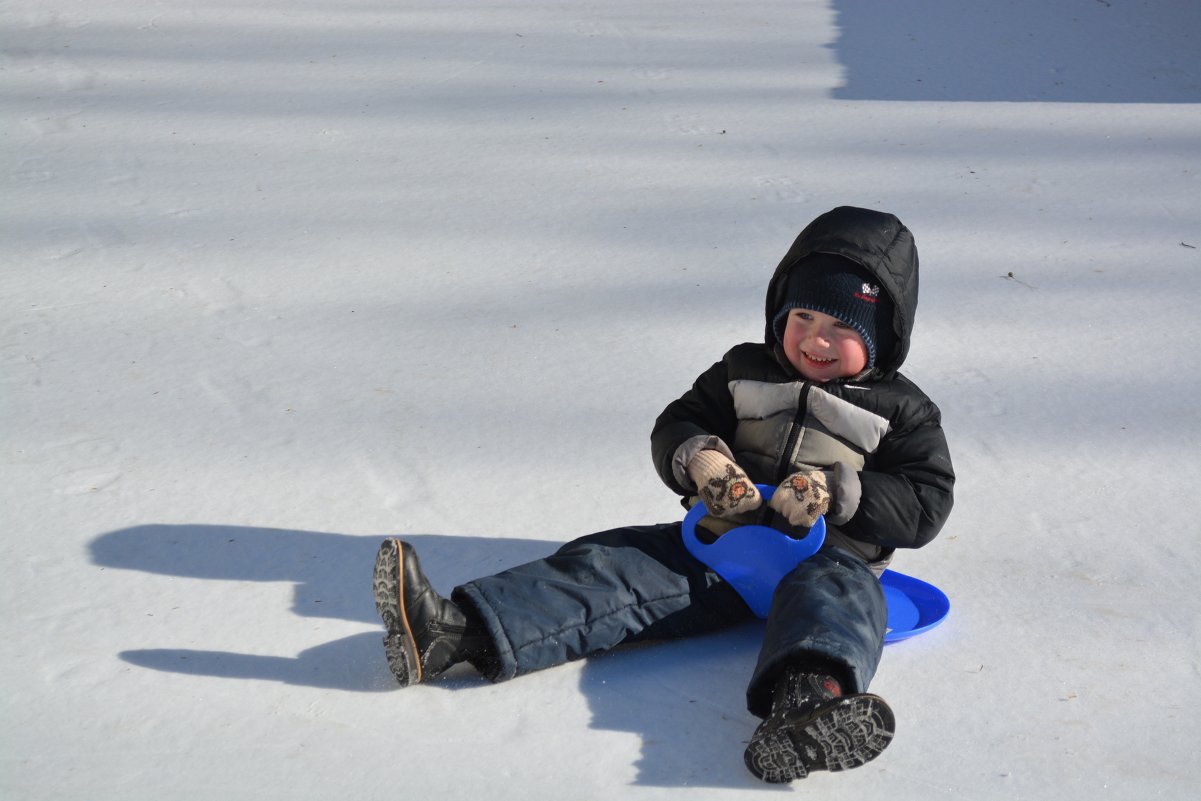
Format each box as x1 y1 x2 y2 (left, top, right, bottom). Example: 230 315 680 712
4 1 1201 799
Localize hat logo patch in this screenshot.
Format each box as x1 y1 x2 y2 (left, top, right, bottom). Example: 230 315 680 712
854 283 881 304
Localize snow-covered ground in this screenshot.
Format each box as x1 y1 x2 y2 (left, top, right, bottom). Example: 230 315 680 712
4 1 1200 798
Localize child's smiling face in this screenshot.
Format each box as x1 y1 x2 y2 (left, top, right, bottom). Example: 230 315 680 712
780 309 869 382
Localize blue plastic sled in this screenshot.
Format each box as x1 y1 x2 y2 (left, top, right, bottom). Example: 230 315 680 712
682 485 949 643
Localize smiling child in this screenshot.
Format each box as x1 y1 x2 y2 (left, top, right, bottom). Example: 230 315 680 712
373 206 955 783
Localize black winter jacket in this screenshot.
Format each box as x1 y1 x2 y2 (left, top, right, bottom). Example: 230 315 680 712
651 207 955 561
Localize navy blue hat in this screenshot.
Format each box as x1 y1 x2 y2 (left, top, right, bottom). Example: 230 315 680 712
772 254 895 368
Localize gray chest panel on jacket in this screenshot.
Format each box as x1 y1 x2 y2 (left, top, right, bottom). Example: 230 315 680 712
727 380 891 478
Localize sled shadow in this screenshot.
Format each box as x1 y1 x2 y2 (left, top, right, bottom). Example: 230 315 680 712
579 624 782 790
90 524 555 692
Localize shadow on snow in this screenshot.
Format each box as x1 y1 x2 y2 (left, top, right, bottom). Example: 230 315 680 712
91 522 774 788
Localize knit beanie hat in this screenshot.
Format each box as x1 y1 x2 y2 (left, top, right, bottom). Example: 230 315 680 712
771 253 895 368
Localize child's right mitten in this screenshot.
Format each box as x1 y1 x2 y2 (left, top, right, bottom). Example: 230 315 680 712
685 449 762 518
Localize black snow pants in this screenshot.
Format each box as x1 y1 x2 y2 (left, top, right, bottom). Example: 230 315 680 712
452 522 888 718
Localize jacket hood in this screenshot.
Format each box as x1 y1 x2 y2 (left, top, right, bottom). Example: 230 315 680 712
765 206 919 375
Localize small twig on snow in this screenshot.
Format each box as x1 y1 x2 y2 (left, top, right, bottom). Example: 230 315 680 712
1001 271 1036 289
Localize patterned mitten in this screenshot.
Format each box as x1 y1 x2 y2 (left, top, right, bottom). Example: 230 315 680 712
686 450 762 518
768 470 832 527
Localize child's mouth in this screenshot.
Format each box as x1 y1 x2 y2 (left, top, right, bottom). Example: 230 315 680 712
803 351 836 366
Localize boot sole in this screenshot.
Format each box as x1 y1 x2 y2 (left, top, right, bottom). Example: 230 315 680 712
744 694 895 783
373 539 422 686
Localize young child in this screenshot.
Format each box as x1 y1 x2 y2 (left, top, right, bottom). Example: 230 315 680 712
373 205 955 783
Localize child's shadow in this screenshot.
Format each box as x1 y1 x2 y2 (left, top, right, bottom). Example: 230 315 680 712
90 523 770 787
89 524 555 692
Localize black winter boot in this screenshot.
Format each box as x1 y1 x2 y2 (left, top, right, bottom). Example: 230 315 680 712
372 538 494 686
744 666 895 783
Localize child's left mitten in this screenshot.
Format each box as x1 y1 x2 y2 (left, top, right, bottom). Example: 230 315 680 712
768 470 832 527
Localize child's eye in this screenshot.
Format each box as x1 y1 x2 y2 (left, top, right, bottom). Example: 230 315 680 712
793 311 813 320
834 321 853 329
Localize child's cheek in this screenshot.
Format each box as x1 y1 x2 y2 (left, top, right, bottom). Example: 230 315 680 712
837 336 869 373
